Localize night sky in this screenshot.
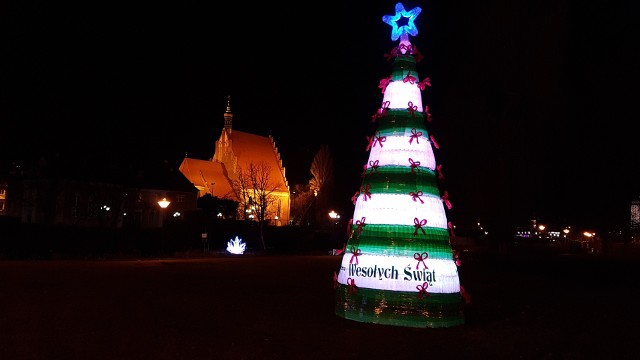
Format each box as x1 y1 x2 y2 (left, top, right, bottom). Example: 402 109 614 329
3 1 639 234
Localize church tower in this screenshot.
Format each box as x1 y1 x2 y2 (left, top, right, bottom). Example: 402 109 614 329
223 95 232 132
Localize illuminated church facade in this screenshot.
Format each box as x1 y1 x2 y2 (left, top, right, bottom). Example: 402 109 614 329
179 97 290 226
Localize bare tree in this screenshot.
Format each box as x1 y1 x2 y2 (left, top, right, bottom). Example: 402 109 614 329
234 161 280 251
309 144 335 224
309 144 334 197
288 144 337 226
291 183 315 226
235 166 253 220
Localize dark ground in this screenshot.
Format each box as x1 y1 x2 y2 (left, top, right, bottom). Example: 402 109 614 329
1 250 639 360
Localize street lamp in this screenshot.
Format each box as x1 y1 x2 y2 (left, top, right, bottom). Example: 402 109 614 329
328 210 341 252
583 231 595 253
157 198 171 227
328 210 340 225
158 198 170 209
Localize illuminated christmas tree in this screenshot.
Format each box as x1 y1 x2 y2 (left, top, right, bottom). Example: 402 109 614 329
334 2 467 328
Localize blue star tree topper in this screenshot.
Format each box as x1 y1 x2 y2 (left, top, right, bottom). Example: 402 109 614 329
382 2 422 45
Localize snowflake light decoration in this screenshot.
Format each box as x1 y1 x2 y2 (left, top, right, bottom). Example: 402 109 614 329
226 236 246 255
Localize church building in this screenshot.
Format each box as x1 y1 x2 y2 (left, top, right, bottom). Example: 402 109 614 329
179 97 290 226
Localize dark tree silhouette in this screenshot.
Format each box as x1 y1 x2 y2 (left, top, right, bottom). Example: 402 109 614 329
233 161 280 251
309 144 335 224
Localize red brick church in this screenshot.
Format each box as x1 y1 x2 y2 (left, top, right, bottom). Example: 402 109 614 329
178 97 290 226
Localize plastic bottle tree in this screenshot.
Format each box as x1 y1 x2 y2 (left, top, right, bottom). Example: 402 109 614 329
334 2 467 328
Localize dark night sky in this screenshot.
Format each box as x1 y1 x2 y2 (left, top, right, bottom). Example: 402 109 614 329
3 1 639 233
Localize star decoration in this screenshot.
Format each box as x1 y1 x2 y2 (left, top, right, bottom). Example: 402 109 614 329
382 2 422 42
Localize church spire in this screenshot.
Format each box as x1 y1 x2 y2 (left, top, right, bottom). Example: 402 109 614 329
223 95 233 132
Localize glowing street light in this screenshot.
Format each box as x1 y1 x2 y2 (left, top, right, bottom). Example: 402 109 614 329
157 198 171 228
328 210 340 226
158 198 171 209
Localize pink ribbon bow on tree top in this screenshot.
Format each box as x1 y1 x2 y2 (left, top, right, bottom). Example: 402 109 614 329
365 132 386 151
416 282 431 300
437 164 445 180
365 135 374 151
373 132 386 148
409 158 421 173
361 163 370 178
414 252 429 270
371 101 390 122
347 277 357 294
378 76 392 94
413 218 427 236
379 101 390 116
407 101 418 118
453 249 462 266
430 135 440 149
424 105 433 122
355 217 366 237
417 77 431 90
403 71 416 85
409 128 422 144
368 160 379 175
360 184 371 201
383 47 399 61
349 246 361 265
409 190 424 204
441 190 453 210
351 190 359 205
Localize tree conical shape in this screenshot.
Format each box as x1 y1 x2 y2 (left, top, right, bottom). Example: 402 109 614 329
334 2 465 328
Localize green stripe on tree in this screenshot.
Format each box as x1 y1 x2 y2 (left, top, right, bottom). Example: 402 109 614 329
335 284 464 328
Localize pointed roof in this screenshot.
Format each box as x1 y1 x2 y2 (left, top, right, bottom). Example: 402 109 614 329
179 157 237 199
226 130 288 192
